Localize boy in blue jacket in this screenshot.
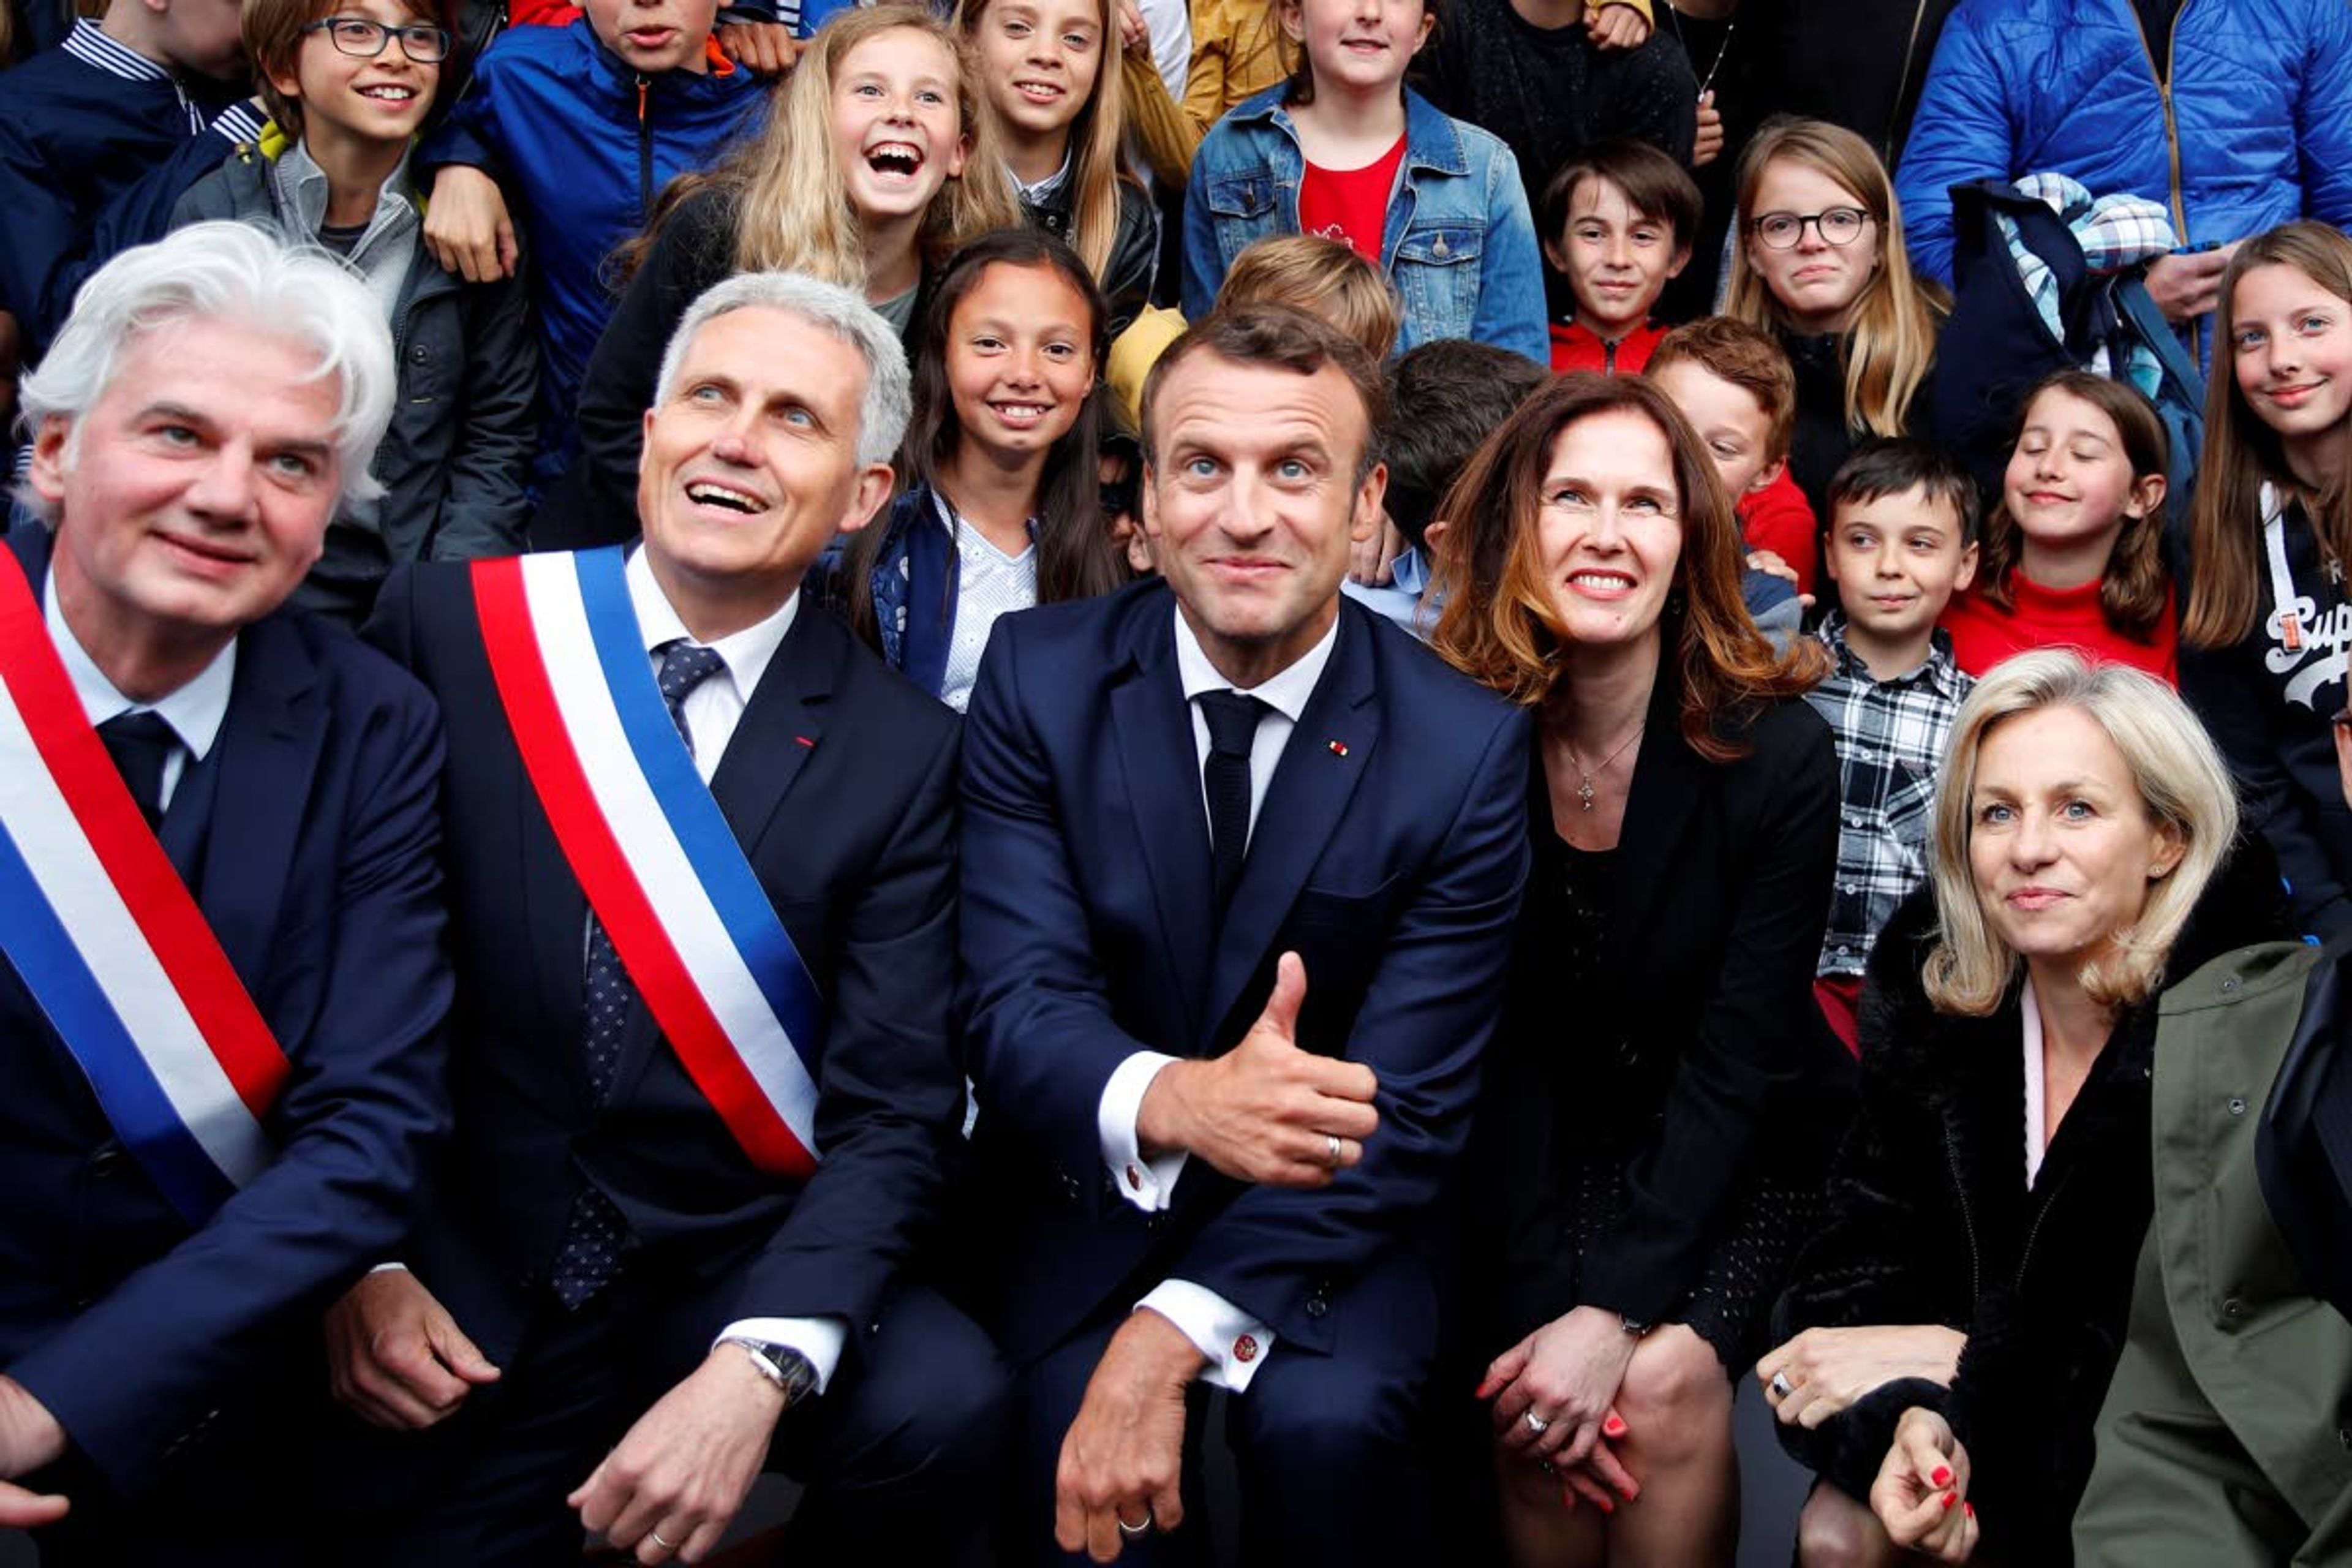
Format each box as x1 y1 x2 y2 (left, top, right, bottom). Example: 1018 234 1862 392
413 0 766 489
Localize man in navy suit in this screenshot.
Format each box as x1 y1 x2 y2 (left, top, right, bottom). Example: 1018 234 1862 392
326 271 1008 1564
0 224 451 1563
960 306 1532 1564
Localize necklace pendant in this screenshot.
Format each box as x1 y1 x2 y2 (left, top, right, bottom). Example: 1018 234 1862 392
1576 774 1597 812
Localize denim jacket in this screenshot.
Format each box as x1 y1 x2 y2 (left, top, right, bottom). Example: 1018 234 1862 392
1182 85 1547 362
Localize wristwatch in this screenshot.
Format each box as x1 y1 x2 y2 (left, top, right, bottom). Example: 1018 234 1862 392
728 1340 819 1409
1619 1314 1654 1340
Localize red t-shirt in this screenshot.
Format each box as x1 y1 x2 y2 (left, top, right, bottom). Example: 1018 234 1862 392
1548 318 1665 376
1939 573 2179 685
1297 137 1408 265
1737 470 1818 600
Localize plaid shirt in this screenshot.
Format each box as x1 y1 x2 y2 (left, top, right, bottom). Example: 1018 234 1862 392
1803 616 1975 979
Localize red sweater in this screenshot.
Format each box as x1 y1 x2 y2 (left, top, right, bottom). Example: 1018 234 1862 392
1550 318 1665 376
1738 471 1817 600
1939 573 2178 685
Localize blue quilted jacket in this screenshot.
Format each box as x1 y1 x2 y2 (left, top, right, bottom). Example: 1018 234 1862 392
1893 0 2352 285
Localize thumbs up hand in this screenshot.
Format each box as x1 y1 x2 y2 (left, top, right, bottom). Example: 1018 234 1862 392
1135 952 1382 1188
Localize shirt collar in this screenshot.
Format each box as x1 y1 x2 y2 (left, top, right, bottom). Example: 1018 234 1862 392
1171 601 1340 723
1817 611 1964 695
44 570 236 760
1012 152 1074 206
624 544 797 703
64 16 170 82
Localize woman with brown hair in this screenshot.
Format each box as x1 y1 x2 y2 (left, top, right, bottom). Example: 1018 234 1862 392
1434 372 1839 1565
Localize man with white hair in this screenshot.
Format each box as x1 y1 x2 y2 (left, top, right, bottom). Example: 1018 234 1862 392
0 222 452 1562
327 271 1008 1564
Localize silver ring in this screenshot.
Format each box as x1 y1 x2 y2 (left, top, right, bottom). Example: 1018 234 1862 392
1769 1371 1794 1400
1117 1510 1153 1537
1525 1410 1550 1436
1326 1133 1343 1169
649 1529 678 1551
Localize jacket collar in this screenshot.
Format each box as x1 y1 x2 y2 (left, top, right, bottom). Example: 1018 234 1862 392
1227 83 1471 179
573 15 743 107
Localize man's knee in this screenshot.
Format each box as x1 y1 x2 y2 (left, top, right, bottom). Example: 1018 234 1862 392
832 1289 1016 1491
1235 1355 1417 1474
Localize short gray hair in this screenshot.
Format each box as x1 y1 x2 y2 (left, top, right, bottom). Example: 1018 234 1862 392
16 222 396 521
651 271 911 469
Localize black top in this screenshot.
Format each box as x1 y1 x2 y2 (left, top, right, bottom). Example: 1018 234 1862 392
1739 0 1964 166
1413 0 1696 220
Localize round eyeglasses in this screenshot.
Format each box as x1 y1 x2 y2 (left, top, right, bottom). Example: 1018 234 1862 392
1749 207 1872 251
300 17 453 62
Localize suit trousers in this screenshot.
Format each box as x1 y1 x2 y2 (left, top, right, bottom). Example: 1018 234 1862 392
1006 1241 1443 1568
323 1276 1010 1566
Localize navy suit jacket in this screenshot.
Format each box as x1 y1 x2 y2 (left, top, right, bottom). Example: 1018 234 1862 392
366 563 967 1370
0 528 453 1493
960 581 1531 1366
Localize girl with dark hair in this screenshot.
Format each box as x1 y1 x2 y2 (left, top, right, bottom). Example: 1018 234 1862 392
1941 369 2177 682
1433 372 1838 1565
826 228 1126 710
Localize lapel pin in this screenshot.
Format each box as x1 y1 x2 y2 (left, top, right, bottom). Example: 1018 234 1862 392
1327 740 1349 758
794 735 816 748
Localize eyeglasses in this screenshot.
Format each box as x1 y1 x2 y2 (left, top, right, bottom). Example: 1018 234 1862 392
1749 207 1872 251
300 17 452 62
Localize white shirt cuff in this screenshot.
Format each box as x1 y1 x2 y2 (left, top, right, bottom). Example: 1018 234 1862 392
368 1261 409 1274
1099 1050 1188 1212
1137 1280 1273 1392
714 1316 847 1395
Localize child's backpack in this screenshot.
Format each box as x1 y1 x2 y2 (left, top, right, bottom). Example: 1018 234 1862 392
1928 176 2207 519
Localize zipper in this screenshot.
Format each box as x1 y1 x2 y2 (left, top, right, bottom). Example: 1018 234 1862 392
2014 1159 2074 1291
2128 0 2192 242
1884 0 1932 168
1942 1116 1983 1306
636 75 655 217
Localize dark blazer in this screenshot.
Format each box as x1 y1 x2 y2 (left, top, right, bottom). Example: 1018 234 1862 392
0 528 453 1494
1474 673 1844 1341
2261 932 2352 1328
364 562 965 1369
959 581 1531 1365
1773 846 2290 1566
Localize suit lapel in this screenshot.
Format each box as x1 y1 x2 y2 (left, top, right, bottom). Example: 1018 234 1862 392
190 616 327 998
1111 608 1216 1046
1204 609 1379 1041
1600 671 1703 981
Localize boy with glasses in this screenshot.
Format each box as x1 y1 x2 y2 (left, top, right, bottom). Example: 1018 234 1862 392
169 0 537 625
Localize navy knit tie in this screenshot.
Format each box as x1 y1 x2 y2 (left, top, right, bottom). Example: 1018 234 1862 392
1197 690 1269 914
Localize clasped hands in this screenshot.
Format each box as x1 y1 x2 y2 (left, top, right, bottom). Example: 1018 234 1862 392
325 1270 785 1564
1478 1306 1642 1515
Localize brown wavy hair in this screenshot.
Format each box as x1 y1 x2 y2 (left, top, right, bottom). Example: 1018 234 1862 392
2182 221 2352 648
1430 373 1825 761
1977 369 2172 643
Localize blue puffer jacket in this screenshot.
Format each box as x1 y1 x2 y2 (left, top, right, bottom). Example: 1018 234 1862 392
1894 0 2352 286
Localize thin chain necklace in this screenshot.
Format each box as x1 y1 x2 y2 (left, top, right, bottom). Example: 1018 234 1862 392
1660 1 1736 99
1562 722 1646 812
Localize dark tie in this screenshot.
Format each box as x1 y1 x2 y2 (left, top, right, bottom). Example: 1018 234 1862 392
98 710 179 831
1198 690 1270 913
551 639 728 1311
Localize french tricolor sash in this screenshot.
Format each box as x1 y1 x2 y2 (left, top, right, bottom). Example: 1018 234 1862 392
472 549 824 1178
0 550 287 1225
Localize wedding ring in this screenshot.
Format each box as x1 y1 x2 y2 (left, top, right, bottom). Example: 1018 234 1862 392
1525 1411 1550 1436
1770 1371 1794 1400
1327 1133 1343 1169
1117 1510 1154 1537
649 1529 678 1551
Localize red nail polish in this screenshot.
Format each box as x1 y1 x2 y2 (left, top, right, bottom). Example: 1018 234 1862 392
1603 1415 1627 1438
1965 1503 1975 1519
1931 1466 1951 1487
1596 1497 1614 1515
1942 1492 1957 1511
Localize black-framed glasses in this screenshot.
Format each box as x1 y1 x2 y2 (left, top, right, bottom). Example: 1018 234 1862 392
1750 206 1871 250
300 16 452 62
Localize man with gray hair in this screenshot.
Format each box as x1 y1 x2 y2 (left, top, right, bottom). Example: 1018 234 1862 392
325 271 1008 1564
0 223 453 1562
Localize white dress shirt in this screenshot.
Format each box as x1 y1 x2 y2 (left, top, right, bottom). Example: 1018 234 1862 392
1095 606 1341 1390
47 571 235 810
2021 975 2049 1191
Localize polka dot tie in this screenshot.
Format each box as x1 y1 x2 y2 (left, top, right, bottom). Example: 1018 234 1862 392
551 640 727 1311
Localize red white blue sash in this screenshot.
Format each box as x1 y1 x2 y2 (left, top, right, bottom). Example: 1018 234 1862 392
0 551 285 1224
472 549 823 1178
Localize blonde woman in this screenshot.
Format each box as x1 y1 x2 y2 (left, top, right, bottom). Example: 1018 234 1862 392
1760 652 2285 1567
1724 116 1945 521
561 4 1022 545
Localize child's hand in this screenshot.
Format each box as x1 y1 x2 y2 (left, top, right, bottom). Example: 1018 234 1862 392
1118 0 1152 57
1693 91 1724 168
423 165 519 282
1747 548 1814 611
1586 2 1652 49
1351 518 1408 587
716 20 799 74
